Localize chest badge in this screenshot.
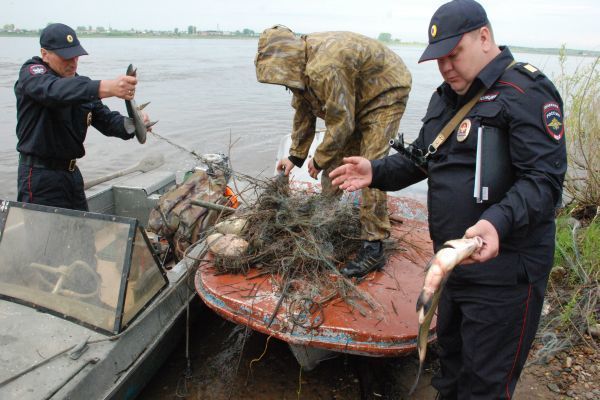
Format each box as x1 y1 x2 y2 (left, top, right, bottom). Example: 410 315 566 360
456 118 471 142
86 112 92 126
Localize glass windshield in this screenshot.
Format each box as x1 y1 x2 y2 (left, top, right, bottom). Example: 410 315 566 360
0 201 167 334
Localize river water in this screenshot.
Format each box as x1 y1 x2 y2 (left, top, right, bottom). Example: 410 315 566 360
0 37 578 201
0 37 586 399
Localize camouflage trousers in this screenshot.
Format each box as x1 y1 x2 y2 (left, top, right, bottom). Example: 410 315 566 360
321 100 407 241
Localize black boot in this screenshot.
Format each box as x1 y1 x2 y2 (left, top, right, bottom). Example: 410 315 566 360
341 240 385 278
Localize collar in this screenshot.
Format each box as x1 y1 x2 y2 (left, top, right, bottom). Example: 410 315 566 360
477 46 515 89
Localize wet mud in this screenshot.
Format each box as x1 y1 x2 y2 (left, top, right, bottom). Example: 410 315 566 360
140 303 438 400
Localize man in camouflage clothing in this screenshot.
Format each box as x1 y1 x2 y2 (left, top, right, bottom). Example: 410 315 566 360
255 25 412 277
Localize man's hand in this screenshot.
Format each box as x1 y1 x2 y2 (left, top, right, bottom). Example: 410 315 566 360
328 156 372 192
463 219 499 263
99 75 138 100
277 158 295 176
307 158 320 179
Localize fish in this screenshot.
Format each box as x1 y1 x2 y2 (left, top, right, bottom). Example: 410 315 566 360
125 64 158 144
408 236 483 396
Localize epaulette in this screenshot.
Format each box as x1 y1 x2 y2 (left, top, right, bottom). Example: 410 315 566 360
513 62 545 80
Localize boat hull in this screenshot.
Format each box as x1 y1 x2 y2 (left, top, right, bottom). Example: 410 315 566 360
0 170 200 399
195 196 435 359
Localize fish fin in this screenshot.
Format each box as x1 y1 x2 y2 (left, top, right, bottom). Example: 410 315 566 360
137 101 151 110
416 290 433 315
416 290 427 312
146 120 159 128
423 298 432 316
423 259 433 272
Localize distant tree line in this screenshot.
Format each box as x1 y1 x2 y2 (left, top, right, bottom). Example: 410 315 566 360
0 22 260 38
377 32 409 44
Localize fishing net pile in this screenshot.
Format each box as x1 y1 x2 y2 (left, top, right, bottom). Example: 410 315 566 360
203 174 381 323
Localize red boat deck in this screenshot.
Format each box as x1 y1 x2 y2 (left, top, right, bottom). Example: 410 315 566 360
195 196 435 357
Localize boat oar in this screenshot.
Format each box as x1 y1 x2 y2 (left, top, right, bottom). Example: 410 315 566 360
84 154 165 190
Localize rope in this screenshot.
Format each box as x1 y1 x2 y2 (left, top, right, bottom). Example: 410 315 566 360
247 335 273 380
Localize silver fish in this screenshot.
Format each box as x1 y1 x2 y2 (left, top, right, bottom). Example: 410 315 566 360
125 64 157 144
408 236 483 396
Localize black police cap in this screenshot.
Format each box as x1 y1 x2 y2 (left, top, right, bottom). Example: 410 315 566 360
40 23 88 59
419 0 489 63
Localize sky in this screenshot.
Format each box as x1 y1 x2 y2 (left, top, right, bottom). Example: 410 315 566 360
2 0 599 51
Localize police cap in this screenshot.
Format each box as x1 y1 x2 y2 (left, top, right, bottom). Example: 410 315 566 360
419 0 489 63
40 23 88 59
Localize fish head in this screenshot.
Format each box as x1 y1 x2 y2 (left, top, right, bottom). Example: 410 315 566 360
443 236 483 260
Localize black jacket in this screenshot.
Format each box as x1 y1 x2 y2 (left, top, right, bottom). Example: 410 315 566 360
371 47 567 284
14 56 132 160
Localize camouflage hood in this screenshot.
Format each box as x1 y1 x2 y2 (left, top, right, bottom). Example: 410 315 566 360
255 25 306 90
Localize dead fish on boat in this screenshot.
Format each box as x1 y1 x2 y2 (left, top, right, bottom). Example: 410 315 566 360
125 64 158 144
408 236 483 396
207 233 249 258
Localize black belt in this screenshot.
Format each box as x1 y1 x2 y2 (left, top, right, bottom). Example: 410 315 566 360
19 154 77 172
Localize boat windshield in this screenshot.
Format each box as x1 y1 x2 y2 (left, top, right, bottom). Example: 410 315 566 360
0 200 167 334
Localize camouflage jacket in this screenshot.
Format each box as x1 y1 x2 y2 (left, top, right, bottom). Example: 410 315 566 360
255 25 412 169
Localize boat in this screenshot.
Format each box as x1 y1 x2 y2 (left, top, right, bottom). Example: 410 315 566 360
0 159 219 399
194 133 436 370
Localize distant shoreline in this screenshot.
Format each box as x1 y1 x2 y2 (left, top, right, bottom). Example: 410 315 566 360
1 32 598 58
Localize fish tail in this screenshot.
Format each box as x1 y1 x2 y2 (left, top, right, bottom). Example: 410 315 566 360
408 360 423 396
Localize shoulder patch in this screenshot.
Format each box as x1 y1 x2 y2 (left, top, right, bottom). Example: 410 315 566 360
543 102 564 141
515 62 544 80
28 64 47 75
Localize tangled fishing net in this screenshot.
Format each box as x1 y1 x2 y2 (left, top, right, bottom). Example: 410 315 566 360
198 173 386 324
217 176 361 271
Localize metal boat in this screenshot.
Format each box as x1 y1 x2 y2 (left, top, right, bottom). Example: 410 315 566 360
0 168 202 399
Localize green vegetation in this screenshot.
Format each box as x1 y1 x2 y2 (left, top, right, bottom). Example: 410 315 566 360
536 47 599 361
558 48 600 209
2 23 599 57
377 32 393 42
375 32 600 56
510 46 600 58
0 24 259 39
376 32 420 46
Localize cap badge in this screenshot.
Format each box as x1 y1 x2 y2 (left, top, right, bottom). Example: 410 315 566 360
430 24 438 38
456 118 471 142
67 34 74 43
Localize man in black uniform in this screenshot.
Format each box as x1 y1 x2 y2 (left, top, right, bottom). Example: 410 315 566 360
330 0 567 398
15 23 147 211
